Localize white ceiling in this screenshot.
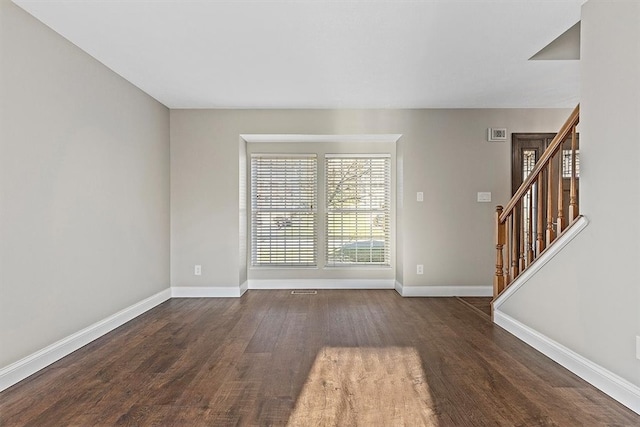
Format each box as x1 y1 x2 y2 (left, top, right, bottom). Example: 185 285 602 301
13 0 585 109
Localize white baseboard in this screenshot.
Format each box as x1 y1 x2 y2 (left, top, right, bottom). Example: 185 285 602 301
247 279 395 290
494 310 640 415
493 216 589 310
395 280 403 295
395 282 493 297
0 288 171 393
240 281 248 296
171 286 245 298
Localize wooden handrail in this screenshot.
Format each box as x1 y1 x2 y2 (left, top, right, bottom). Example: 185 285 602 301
499 104 580 223
494 104 580 300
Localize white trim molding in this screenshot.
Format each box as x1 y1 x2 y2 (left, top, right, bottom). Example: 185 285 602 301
494 311 640 415
493 216 588 310
247 279 395 290
240 134 402 144
395 282 492 297
171 286 246 298
0 288 171 393
395 280 403 295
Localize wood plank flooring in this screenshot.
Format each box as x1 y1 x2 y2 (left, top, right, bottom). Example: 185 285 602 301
456 297 492 317
1 290 638 426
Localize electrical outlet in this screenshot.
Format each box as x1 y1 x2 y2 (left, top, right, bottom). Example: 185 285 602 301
416 192 424 202
194 265 202 276
417 264 424 275
636 336 640 360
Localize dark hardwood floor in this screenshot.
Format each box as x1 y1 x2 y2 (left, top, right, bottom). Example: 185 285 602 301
456 297 492 317
1 290 638 426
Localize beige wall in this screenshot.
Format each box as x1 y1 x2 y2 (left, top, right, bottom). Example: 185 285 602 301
0 0 170 367
170 108 570 289
500 0 640 388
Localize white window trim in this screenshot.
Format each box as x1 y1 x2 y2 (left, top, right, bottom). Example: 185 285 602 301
243 134 401 278
241 134 402 144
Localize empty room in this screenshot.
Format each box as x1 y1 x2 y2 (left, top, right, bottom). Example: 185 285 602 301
1 0 639 425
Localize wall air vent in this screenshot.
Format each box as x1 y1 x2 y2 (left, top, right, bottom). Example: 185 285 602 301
488 128 507 142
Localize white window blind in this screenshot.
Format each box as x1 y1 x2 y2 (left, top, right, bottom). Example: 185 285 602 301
325 155 391 266
251 155 317 267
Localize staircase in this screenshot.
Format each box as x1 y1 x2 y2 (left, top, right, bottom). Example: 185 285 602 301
493 105 581 304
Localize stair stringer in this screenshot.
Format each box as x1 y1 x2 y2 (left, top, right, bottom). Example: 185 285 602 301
492 216 589 311
492 216 640 415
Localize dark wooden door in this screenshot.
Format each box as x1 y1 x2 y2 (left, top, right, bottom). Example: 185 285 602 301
512 133 579 249
511 134 555 194
513 133 579 203
511 134 551 260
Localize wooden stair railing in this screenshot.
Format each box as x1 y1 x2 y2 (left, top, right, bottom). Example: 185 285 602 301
494 104 580 299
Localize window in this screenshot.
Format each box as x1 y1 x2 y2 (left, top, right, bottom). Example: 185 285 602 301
251 155 317 266
326 155 391 266
562 149 580 178
249 151 392 269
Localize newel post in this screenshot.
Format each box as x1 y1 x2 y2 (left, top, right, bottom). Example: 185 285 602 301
494 206 506 298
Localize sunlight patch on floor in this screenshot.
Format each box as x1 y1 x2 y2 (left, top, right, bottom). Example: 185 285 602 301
287 347 438 426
